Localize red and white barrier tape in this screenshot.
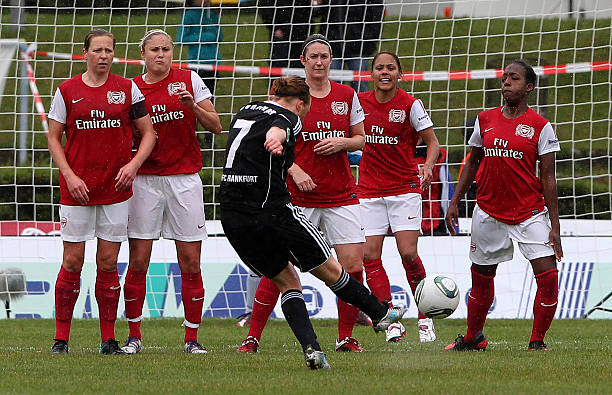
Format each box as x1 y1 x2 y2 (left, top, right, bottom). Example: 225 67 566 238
21 49 48 132
34 50 612 82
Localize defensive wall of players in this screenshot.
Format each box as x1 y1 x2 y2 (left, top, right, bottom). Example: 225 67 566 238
0 220 610 320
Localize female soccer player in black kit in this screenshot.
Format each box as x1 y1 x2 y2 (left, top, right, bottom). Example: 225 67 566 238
219 76 405 370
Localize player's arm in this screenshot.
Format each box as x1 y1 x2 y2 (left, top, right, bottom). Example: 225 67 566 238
264 126 286 156
445 146 484 235
314 92 366 155
115 112 157 191
540 152 563 261
177 90 222 134
288 163 317 192
418 127 440 190
46 119 90 204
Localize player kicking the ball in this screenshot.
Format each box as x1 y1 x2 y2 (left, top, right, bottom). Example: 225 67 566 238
445 59 563 351
220 76 405 369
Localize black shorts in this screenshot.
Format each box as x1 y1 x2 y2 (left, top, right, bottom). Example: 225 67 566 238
220 203 332 279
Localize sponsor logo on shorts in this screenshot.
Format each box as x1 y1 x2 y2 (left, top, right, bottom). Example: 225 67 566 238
407 216 417 220
107 90 126 104
470 242 477 252
197 224 205 229
60 217 67 228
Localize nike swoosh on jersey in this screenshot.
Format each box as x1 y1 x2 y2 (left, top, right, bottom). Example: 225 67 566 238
71 98 84 103
110 285 121 290
191 296 205 301
124 298 138 302
484 128 494 133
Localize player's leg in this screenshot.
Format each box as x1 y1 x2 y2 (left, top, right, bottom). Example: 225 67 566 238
52 204 95 354
395 229 435 342
318 205 366 351
513 211 559 350
310 256 404 332
237 276 279 353
176 240 207 354
284 203 404 333
123 174 164 352
121 238 152 353
235 270 261 327
446 206 511 351
528 256 558 350
163 173 209 354
95 201 130 355
95 238 124 355
333 242 366 351
52 241 86 354
363 235 390 303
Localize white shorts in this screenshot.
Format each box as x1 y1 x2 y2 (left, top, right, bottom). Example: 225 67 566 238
60 201 128 243
360 193 422 236
469 205 555 265
127 173 207 242
299 204 365 246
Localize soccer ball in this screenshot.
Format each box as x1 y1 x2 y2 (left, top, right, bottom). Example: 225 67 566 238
415 275 460 319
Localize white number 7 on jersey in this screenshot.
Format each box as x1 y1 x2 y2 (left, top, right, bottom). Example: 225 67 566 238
225 119 255 168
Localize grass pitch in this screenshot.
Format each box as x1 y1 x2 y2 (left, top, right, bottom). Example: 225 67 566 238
0 318 609 394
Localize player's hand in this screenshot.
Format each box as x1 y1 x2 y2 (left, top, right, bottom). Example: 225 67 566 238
176 88 195 110
290 167 316 192
65 173 90 205
115 161 139 191
264 135 283 155
419 164 433 190
546 228 564 262
313 138 346 156
445 202 459 236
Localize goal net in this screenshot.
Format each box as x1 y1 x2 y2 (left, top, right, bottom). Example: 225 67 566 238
0 0 610 319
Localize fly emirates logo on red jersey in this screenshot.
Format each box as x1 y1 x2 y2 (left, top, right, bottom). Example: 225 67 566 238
150 104 185 125
365 124 399 145
484 137 524 160
301 121 346 141
75 109 121 130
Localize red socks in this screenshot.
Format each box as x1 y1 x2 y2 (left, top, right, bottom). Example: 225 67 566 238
54 267 81 341
124 269 147 340
95 269 120 341
247 276 280 341
531 268 559 342
465 267 495 342
337 270 363 339
363 259 391 303
181 271 205 343
402 256 427 319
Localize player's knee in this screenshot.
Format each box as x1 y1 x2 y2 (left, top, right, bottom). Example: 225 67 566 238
62 254 84 272
96 253 118 272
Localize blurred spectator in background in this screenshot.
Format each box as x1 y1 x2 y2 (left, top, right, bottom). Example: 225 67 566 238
457 116 478 218
177 0 223 96
323 0 385 93
259 0 314 68
414 137 454 235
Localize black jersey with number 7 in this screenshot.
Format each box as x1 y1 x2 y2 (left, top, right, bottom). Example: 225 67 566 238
219 101 302 211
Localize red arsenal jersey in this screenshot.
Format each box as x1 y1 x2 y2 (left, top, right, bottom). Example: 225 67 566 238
470 107 560 224
357 89 433 198
287 81 365 207
48 73 144 206
133 69 211 175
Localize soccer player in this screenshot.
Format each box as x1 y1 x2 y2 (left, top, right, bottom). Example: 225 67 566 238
121 29 222 354
237 34 369 353
219 76 404 369
357 51 440 343
445 59 563 351
47 29 157 355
